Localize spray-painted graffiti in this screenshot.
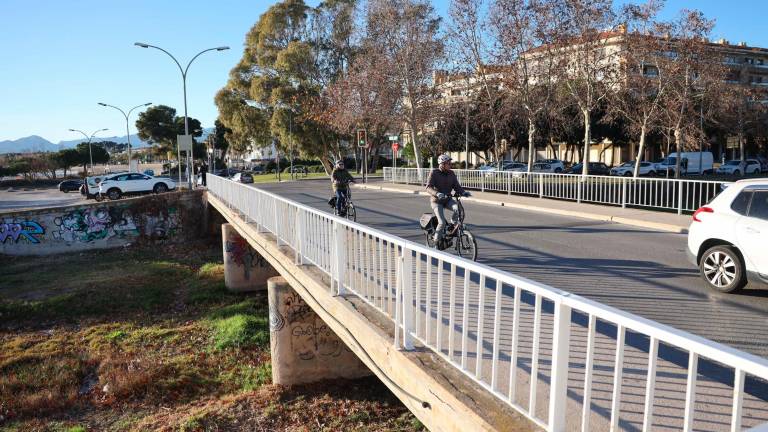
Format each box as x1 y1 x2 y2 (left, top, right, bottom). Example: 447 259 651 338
273 292 345 361
225 236 267 280
0 221 45 244
52 206 179 244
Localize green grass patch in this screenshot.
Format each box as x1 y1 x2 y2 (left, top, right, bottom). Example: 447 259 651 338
211 315 269 351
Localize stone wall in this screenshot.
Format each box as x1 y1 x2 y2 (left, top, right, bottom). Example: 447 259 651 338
0 191 204 255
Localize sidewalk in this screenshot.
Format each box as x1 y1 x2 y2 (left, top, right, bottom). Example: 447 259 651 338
354 181 692 234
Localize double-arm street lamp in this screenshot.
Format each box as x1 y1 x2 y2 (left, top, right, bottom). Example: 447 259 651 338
98 102 152 172
135 42 229 188
68 128 108 175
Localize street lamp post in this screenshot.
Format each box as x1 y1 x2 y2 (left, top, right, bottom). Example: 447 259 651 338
98 102 151 172
135 42 229 189
68 128 108 175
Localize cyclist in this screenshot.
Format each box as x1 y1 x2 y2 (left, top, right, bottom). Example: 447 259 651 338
426 154 470 245
331 159 355 216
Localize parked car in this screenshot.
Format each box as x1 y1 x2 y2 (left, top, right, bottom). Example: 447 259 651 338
536 159 565 173
657 151 714 176
58 179 83 193
565 162 612 176
98 173 176 200
502 162 527 172
283 165 309 175
81 173 120 199
252 165 265 174
610 161 657 177
756 155 768 173
231 172 254 183
687 179 768 292
716 159 762 176
532 162 556 173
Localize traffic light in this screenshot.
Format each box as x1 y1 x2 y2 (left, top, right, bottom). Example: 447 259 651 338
356 129 367 148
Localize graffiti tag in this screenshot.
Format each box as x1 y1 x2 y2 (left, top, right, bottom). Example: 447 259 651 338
0 221 44 244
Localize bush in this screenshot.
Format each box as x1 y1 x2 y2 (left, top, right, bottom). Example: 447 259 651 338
211 314 269 350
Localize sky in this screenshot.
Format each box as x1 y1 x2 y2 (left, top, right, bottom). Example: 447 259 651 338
1 0 767 143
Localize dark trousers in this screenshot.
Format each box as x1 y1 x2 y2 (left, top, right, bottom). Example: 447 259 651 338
335 189 348 213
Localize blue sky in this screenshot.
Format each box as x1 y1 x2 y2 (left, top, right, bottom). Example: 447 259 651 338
1 0 766 143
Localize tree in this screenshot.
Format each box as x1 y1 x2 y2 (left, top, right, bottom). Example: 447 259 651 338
656 10 723 177
492 0 561 171
55 148 81 177
76 142 110 175
547 0 621 176
217 0 356 173
609 0 667 177
449 0 504 166
364 0 445 170
135 105 203 159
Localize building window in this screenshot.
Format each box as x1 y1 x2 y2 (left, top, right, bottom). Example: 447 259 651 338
642 65 659 77
450 89 462 96
746 57 755 64
724 56 739 64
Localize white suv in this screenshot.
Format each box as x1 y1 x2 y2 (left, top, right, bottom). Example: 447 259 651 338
98 173 176 200
610 161 657 177
687 179 768 292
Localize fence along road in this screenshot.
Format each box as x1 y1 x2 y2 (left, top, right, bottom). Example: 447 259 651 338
208 175 768 432
384 168 729 215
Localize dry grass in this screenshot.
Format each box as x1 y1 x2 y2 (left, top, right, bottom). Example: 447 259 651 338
0 240 422 432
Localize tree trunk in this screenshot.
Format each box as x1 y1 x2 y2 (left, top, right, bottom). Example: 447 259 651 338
633 124 647 178
582 109 591 176
674 127 682 179
408 116 423 171
738 131 745 164
527 117 536 172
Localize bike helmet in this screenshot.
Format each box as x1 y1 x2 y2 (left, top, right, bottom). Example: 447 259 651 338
335 160 344 168
438 154 452 164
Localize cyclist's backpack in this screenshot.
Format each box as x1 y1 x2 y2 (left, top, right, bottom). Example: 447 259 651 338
327 196 337 208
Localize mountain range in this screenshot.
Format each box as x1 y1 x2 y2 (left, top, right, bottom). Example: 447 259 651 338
0 129 213 155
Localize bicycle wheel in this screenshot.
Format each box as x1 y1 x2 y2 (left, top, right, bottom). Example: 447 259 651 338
425 231 436 248
346 203 357 222
457 231 478 261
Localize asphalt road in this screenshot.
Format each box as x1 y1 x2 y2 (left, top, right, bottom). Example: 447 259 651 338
257 179 768 359
0 187 87 211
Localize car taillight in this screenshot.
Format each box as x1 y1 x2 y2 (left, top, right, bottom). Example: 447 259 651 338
692 206 713 222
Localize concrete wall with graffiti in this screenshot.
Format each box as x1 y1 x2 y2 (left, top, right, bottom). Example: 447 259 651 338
0 191 204 255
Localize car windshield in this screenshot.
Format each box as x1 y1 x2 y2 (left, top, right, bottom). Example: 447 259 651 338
620 162 633 168
725 160 740 166
663 157 677 165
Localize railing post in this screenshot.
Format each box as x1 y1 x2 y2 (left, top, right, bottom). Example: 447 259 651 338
294 207 303 265
539 174 544 198
577 176 583 203
333 221 346 295
401 248 414 350
548 301 572 432
481 173 485 192
677 180 684 215
622 177 627 208
507 172 511 195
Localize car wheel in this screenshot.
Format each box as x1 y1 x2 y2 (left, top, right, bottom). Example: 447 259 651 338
734 170 741 176
62 189 69 193
699 245 746 293
107 188 122 200
154 183 168 194
648 170 656 177
555 167 563 173
623 171 632 177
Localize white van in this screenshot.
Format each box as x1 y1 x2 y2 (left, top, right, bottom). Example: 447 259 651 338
658 151 714 176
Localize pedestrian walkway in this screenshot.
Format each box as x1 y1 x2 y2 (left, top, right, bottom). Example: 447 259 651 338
355 180 692 233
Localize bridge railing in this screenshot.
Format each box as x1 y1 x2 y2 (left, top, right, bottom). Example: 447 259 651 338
208 174 768 432
383 167 729 214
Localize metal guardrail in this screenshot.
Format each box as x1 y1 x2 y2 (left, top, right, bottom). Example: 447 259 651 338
207 174 768 431
383 168 730 214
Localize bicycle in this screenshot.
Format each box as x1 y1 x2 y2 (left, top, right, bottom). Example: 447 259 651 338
329 182 356 222
419 193 478 261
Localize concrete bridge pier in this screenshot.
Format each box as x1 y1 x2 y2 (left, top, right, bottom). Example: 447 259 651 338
267 276 371 386
222 223 278 292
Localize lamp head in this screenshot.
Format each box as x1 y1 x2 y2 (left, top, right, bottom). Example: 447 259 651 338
98 102 107 106
216 46 230 51
134 42 150 48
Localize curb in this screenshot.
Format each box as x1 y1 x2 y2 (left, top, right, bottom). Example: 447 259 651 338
353 183 688 234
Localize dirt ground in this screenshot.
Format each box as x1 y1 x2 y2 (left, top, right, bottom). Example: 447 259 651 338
0 240 423 432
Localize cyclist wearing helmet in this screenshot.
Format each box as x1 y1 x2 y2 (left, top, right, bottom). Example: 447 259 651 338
426 154 470 244
331 160 355 216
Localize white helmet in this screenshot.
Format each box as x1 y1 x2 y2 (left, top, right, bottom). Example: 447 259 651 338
438 154 452 164
335 160 344 168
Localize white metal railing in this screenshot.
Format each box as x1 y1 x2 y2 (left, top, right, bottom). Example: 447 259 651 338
207 174 768 431
384 167 730 214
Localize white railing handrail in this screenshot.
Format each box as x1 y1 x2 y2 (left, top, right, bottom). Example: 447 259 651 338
207 174 767 431
384 167 731 214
